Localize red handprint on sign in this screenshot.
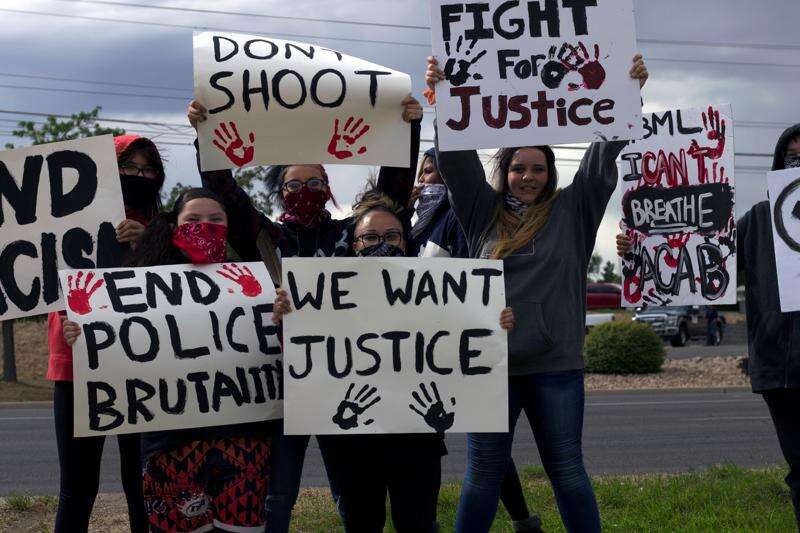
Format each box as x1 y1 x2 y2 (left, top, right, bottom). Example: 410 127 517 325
66 271 104 315
217 263 262 297
660 232 691 268
327 117 370 160
565 42 607 91
687 106 726 183
212 121 255 167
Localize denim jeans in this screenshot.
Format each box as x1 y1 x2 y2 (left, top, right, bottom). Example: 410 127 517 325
763 389 800 529
264 422 342 533
456 370 599 533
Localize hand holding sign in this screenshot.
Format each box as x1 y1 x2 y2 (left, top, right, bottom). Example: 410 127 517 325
217 263 262 297
332 383 381 430
409 382 455 434
66 271 104 315
212 121 255 167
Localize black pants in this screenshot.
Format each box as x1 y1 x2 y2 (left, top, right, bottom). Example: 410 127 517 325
53 381 148 533
319 434 442 533
501 458 531 521
763 389 800 529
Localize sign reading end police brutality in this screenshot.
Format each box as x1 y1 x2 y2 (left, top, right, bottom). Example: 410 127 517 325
282 258 508 435
194 31 412 171
0 136 125 321
430 0 642 150
619 105 737 307
59 263 282 437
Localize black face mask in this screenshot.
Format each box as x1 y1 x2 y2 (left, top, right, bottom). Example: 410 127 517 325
120 174 162 214
356 242 406 257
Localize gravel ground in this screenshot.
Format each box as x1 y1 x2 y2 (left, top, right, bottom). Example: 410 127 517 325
586 356 750 390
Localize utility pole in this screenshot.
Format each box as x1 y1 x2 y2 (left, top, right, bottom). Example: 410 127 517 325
2 320 16 382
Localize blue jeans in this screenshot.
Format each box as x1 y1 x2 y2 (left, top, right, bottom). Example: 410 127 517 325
456 370 599 533
264 422 342 533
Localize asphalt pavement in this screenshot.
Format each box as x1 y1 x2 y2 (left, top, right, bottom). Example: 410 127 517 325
0 388 783 496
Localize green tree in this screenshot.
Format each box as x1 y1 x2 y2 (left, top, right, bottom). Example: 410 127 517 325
587 253 602 282
601 260 622 284
4 106 124 149
163 166 274 216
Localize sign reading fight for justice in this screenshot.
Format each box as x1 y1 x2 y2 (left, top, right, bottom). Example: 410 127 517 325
282 258 509 436
0 136 125 321
193 31 412 171
619 105 737 307
767 168 800 312
60 262 282 437
429 0 642 150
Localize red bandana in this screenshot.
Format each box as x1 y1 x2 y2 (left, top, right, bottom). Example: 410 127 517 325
172 222 227 264
278 188 331 228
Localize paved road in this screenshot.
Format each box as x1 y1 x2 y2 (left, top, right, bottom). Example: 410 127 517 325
665 343 747 359
0 389 783 496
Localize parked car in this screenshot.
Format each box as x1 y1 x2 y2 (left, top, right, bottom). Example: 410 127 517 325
633 305 726 347
585 312 614 334
587 283 621 310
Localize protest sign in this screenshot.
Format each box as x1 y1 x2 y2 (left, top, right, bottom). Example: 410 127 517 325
193 31 412 171
429 0 642 151
59 262 282 437
0 136 125 321
767 168 800 312
282 257 508 435
619 105 737 307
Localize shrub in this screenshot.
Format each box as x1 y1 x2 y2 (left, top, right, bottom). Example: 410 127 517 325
585 321 665 374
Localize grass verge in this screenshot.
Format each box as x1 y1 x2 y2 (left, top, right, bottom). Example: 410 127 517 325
1 465 794 532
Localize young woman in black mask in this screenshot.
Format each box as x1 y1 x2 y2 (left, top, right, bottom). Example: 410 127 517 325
46 134 165 533
187 96 422 531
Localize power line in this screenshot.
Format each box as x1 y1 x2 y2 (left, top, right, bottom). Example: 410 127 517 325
48 0 800 52
0 72 187 92
0 109 193 129
0 83 187 101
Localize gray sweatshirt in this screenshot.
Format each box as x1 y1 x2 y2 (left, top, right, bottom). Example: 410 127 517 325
435 137 627 375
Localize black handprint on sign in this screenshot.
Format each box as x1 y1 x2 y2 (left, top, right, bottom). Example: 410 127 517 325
332 383 381 430
409 382 456 434
540 43 574 89
443 36 487 87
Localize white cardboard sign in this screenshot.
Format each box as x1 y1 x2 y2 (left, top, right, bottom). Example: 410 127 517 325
0 136 125 321
282 258 508 435
767 168 800 312
193 31 412 170
619 105 737 307
429 0 642 150
60 262 282 437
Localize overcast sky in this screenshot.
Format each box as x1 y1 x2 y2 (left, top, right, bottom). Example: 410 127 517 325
0 0 798 264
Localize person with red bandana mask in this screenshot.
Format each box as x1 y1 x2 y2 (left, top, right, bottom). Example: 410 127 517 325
62 188 273 533
46 134 165 533
187 96 422 531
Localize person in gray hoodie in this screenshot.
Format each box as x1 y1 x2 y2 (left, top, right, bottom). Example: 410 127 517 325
618 123 800 529
426 54 648 533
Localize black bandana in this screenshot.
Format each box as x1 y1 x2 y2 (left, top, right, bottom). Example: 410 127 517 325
357 242 405 257
504 192 529 217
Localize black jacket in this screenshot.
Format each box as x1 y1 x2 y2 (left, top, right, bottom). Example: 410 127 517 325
739 123 800 392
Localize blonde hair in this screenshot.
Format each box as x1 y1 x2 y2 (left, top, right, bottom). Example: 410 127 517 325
486 146 560 260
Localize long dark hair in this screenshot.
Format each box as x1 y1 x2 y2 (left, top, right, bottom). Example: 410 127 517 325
125 187 226 268
118 137 166 219
264 164 340 210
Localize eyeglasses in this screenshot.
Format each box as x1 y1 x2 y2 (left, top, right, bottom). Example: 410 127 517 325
283 178 326 193
355 230 404 247
120 162 159 179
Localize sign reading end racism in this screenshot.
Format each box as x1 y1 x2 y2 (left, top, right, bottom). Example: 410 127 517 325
60 262 282 437
429 0 642 150
767 168 800 313
0 136 125 321
282 258 509 436
193 31 412 171
619 104 737 307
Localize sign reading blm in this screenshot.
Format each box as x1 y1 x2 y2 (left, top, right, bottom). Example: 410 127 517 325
619 105 737 308
0 136 125 321
429 0 642 150
282 258 509 436
59 262 282 437
193 31 412 171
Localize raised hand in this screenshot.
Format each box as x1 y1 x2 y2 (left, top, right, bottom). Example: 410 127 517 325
212 121 255 167
327 117 370 160
409 381 455 434
271 288 292 325
332 383 381 430
443 36 486 87
66 271 104 315
61 315 82 346
217 263 262 297
499 307 515 331
187 100 208 130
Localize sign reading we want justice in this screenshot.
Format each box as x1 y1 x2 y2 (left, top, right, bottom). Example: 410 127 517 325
430 0 642 150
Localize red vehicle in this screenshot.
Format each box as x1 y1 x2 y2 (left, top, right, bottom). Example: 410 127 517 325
587 282 621 310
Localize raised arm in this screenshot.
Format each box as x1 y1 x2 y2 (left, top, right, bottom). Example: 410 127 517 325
376 111 421 211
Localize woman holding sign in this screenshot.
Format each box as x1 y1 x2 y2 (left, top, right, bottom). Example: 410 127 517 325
47 134 165 533
187 96 422 531
425 55 648 532
63 187 273 533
